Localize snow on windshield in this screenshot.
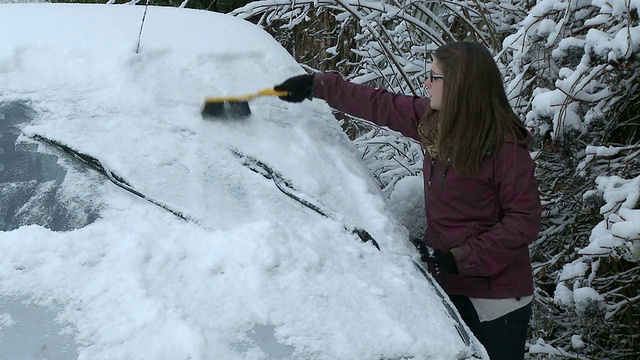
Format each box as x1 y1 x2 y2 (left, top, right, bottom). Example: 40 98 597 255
0 4 481 359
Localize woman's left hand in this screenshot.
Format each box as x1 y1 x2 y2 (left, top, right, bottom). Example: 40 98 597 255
427 249 459 275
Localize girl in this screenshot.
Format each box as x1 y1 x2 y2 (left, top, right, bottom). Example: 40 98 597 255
274 41 542 360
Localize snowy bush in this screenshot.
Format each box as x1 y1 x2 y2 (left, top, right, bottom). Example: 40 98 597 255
231 0 524 92
503 0 639 358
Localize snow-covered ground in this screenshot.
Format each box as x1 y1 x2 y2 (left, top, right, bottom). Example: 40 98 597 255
0 4 485 360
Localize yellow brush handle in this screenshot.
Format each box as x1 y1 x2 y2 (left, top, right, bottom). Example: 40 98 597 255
256 88 289 97
205 88 289 103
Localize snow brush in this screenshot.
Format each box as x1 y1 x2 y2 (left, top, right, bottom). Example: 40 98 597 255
201 88 288 119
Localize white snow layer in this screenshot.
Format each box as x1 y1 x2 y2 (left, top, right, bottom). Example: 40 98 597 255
0 4 480 360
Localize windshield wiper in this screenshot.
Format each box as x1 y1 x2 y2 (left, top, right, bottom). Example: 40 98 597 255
230 148 380 251
31 134 193 223
32 134 476 354
31 132 377 252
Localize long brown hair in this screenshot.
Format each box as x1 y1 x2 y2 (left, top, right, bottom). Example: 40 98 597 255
419 42 521 177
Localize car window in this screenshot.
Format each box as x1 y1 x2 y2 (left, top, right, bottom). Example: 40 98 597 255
0 296 79 360
0 102 99 231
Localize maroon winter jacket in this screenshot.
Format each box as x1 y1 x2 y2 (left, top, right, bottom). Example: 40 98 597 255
314 72 542 299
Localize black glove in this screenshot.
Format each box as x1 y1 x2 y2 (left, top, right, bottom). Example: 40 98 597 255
274 74 315 103
426 249 459 275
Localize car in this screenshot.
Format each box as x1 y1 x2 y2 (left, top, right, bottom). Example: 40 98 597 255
0 3 486 359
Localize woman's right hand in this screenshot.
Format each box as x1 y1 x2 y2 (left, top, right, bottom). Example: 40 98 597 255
274 74 315 102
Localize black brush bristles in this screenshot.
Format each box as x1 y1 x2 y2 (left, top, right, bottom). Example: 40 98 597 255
201 101 251 119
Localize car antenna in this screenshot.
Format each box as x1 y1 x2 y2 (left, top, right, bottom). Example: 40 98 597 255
135 0 151 54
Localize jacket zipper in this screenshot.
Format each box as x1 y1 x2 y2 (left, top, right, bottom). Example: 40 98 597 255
440 159 451 191
428 158 451 190
427 158 435 187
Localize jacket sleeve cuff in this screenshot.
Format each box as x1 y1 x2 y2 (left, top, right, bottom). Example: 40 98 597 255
313 72 343 100
312 73 323 98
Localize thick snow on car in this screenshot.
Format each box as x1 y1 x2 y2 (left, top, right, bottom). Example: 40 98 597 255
0 4 486 359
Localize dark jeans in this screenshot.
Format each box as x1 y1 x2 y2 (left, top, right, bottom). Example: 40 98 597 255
449 295 531 360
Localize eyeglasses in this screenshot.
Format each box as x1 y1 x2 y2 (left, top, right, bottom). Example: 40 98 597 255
427 70 445 82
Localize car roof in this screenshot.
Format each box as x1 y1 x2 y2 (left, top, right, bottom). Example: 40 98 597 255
0 4 484 359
